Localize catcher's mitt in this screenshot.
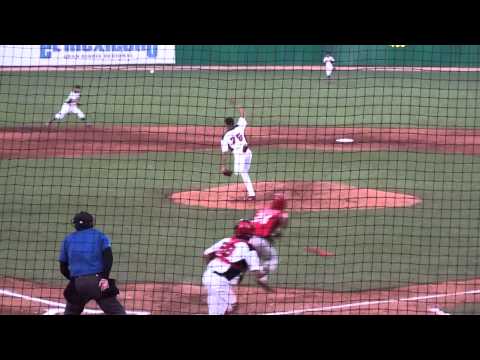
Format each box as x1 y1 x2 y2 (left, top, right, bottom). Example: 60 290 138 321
223 169 233 177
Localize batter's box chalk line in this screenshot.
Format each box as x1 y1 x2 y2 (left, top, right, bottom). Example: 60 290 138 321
0 288 150 315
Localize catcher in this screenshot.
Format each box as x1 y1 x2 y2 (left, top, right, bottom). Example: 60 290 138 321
220 107 256 200
202 219 270 315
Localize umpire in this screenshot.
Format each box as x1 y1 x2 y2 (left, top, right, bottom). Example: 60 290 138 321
58 211 126 315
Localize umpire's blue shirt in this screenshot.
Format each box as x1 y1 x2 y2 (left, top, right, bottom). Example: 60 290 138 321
59 228 111 278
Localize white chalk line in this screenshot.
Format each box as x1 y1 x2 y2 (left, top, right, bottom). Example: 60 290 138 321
429 308 451 315
0 288 150 315
262 289 480 315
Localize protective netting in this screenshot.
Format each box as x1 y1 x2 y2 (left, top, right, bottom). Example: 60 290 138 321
1 45 480 315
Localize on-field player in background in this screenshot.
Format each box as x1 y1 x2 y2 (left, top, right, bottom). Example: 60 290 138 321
323 52 335 79
47 85 90 126
249 193 289 284
220 107 256 200
202 220 270 315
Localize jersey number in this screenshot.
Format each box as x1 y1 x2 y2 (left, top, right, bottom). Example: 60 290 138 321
216 241 236 259
254 213 274 225
229 134 244 144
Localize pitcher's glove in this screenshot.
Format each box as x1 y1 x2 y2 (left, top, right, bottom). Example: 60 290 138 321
222 169 233 177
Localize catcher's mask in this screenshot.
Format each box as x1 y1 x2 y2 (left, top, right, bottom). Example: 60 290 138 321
72 211 95 231
234 219 255 240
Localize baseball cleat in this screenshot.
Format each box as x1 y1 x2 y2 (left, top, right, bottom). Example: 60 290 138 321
247 196 256 201
226 303 239 315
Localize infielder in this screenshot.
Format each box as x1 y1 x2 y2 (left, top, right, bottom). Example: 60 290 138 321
323 53 335 79
220 107 256 200
202 220 269 315
47 85 90 126
249 193 289 284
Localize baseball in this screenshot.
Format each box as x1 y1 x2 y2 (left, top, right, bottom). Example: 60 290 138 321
149 69 155 74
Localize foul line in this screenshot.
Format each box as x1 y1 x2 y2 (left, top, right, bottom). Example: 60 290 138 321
429 307 451 315
262 289 480 315
0 288 150 315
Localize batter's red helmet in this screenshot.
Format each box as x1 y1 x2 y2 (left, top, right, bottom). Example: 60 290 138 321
270 193 287 210
234 219 255 239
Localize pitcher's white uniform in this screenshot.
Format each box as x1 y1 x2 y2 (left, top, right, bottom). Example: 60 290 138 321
323 55 335 78
54 90 86 121
202 237 262 315
221 117 256 198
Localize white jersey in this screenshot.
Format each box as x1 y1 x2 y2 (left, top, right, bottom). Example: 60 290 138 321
204 237 262 283
221 117 249 155
323 56 335 69
65 91 80 105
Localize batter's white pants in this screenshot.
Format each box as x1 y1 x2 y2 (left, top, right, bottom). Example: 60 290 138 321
233 149 255 197
249 236 278 275
55 103 85 120
202 269 237 315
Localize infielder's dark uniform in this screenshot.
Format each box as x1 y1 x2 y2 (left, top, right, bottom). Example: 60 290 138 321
59 212 126 315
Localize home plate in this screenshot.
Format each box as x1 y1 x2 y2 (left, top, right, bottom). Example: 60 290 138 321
305 247 335 256
336 138 354 143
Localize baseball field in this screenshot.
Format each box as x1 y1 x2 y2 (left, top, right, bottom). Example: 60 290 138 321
1 68 480 314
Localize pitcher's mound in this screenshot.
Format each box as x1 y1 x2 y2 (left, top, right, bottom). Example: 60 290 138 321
169 181 421 211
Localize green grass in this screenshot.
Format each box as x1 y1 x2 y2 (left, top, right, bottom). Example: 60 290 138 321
1 148 480 291
1 70 480 128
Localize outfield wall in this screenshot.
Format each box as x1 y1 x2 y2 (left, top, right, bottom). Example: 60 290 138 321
176 45 480 66
1 45 479 68
0 45 176 66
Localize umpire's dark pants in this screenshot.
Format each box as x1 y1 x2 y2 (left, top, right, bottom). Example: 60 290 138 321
64 274 126 315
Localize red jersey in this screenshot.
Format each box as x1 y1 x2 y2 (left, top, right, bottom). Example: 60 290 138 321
252 209 288 238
